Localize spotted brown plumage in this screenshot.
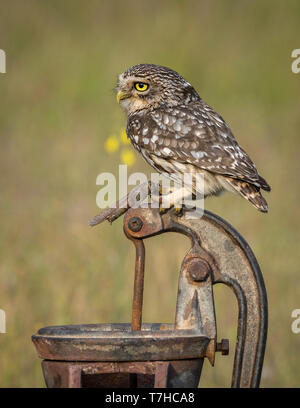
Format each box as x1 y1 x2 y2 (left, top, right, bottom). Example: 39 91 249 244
116 64 271 212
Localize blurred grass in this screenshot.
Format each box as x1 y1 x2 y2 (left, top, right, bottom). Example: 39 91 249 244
0 0 299 387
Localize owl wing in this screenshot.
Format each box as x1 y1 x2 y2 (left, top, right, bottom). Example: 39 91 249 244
127 102 270 192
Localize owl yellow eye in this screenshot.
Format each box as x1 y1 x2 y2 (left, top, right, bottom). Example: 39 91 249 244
134 82 149 92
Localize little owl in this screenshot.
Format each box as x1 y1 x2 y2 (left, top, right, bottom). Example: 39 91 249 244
116 64 270 212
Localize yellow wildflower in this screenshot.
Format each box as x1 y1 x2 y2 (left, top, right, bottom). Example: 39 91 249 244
105 135 119 153
120 129 130 145
120 148 136 166
104 129 136 166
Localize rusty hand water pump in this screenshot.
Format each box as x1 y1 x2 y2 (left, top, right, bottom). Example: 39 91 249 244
32 185 267 388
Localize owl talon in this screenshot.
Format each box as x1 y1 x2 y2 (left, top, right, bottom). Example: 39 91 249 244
159 205 185 217
159 205 173 215
175 206 184 217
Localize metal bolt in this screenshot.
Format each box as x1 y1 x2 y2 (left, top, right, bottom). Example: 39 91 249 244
187 258 211 282
216 338 229 355
128 216 143 232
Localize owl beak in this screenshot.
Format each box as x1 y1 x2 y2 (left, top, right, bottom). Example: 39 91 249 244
116 90 130 104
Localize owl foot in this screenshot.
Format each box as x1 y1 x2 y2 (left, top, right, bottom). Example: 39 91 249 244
159 204 185 217
159 205 173 215
155 185 190 217
175 206 184 217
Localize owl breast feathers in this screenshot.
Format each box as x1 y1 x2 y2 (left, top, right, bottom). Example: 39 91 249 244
117 64 271 212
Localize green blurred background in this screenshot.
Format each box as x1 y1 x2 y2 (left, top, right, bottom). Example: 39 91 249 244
0 0 299 387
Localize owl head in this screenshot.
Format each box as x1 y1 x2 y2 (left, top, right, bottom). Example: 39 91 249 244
116 64 200 115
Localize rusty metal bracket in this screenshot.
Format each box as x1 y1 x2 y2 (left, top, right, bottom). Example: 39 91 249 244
122 207 267 388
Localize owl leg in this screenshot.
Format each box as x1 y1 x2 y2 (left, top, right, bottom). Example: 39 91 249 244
149 181 173 213
155 186 192 216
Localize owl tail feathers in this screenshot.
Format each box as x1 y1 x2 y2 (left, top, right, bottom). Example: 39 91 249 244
258 175 271 192
226 178 269 213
